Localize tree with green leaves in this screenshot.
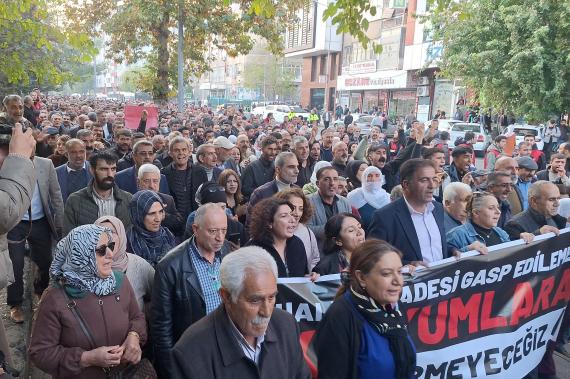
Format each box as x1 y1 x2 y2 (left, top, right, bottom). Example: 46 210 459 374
64 0 306 103
243 57 298 102
424 0 570 120
0 0 95 93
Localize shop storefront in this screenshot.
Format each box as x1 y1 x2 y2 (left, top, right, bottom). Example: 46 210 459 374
389 90 416 120
337 70 414 116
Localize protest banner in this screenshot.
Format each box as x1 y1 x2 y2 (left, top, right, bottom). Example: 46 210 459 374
124 105 158 130
277 231 570 378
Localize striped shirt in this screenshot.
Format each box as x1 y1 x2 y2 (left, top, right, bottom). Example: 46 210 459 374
92 188 117 218
188 238 222 314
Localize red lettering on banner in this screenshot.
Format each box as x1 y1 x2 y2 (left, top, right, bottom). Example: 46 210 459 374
551 268 570 307
480 291 507 330
417 301 448 345
406 307 420 322
510 282 534 326
448 293 481 339
532 276 555 314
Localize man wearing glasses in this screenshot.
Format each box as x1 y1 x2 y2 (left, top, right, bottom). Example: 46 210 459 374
151 203 228 378
115 140 170 194
484 171 514 229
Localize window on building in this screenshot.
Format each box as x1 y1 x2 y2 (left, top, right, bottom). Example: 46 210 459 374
311 56 317 81
330 53 337 80
320 55 327 76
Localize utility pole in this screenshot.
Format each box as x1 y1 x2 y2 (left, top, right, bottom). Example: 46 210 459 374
177 0 184 112
93 55 97 96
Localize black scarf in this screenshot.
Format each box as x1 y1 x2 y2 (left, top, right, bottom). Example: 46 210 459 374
350 287 416 379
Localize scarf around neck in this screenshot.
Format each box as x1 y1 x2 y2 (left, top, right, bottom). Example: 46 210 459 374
349 287 416 379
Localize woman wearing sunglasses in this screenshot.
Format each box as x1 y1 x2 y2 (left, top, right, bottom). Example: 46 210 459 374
29 224 147 378
446 191 534 254
127 190 176 267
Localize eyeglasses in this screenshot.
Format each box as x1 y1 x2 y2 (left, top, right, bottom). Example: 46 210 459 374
95 242 115 257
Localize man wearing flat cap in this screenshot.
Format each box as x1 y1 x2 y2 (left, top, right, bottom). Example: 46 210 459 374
516 156 538 210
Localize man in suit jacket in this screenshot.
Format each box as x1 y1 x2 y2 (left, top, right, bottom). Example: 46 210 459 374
115 140 170 194
136 163 184 238
368 159 454 265
172 246 310 379
7 155 64 323
151 205 229 378
55 139 92 202
246 152 299 220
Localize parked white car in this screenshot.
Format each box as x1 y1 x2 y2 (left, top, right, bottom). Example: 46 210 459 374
251 104 312 123
449 122 492 157
503 124 545 151
437 119 462 132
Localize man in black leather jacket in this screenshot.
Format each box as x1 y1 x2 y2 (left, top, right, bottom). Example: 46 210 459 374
150 204 229 379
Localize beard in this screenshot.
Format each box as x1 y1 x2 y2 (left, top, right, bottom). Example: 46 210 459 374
96 176 114 190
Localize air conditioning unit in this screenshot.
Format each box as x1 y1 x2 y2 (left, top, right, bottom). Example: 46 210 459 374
417 86 429 97
418 76 429 85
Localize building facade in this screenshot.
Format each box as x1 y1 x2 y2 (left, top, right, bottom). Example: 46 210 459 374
283 0 343 111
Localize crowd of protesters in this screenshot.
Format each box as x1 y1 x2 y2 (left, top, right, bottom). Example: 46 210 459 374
0 90 567 379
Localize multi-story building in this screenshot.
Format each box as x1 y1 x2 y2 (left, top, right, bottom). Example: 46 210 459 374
286 0 466 121
283 0 343 111
193 41 302 106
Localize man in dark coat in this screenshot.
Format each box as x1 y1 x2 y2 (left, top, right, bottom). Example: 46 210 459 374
504 181 566 239
368 159 455 265
171 246 310 379
241 136 278 199
151 205 230 378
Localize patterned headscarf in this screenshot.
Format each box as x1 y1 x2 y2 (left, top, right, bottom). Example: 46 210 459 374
50 224 117 296
95 216 128 272
127 190 176 267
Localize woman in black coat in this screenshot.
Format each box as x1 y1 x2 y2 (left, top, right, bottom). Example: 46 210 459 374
313 213 365 275
247 198 317 279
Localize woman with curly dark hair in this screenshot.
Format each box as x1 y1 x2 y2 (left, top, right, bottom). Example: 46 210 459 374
247 198 316 279
274 188 320 272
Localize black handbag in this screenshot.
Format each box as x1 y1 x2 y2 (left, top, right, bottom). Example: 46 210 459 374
62 287 156 379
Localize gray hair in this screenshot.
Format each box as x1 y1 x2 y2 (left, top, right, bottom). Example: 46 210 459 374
220 246 278 302
390 184 404 201
196 143 215 161
2 94 21 108
168 136 189 152
76 129 93 139
292 135 308 147
443 182 472 203
194 203 225 227
332 141 347 152
137 163 160 179
469 192 496 214
65 138 85 151
528 180 556 200
133 139 153 154
274 151 296 168
486 171 511 187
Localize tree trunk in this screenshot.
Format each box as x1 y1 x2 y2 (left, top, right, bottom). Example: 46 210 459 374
154 11 170 104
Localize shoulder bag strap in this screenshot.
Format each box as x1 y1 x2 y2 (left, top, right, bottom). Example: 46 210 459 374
61 285 97 350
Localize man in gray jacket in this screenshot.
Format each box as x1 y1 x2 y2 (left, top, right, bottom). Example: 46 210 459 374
0 116 37 366
307 166 352 249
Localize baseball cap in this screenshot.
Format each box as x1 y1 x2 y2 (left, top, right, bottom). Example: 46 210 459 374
213 136 235 150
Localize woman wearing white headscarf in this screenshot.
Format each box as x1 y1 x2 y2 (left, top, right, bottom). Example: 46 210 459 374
303 161 332 195
347 166 390 229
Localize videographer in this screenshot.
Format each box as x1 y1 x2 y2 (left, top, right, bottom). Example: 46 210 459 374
0 94 37 374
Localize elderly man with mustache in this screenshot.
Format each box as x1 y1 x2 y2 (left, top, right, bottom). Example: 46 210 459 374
171 246 311 379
